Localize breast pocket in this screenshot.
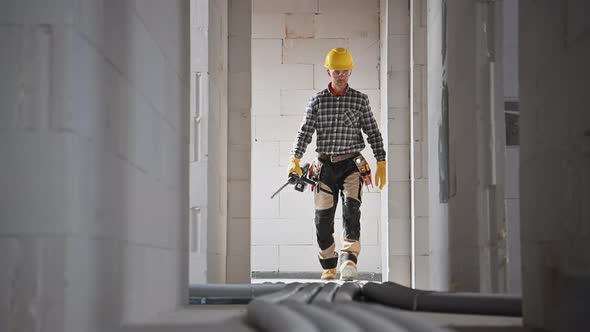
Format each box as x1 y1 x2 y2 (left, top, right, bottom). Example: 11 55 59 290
342 109 359 127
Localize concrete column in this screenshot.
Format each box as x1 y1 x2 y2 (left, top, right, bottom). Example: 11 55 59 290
0 0 190 330
501 0 521 295
520 1 590 330
445 0 480 292
189 0 210 284
412 0 431 290
226 0 252 283
386 0 412 286
476 0 509 294
203 0 251 284
206 0 229 283
425 0 450 292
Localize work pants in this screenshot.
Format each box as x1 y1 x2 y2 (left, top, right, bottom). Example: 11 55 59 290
314 155 363 270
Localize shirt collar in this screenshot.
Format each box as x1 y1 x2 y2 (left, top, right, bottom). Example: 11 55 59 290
328 82 348 97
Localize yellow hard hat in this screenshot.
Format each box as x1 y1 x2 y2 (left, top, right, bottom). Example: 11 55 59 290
324 48 355 70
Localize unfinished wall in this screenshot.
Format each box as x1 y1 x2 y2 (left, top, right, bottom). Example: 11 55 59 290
519 1 590 330
0 1 190 330
502 0 521 295
189 0 209 284
445 0 481 292
226 0 252 283
412 0 430 289
251 0 383 276
206 0 229 283
445 0 507 292
385 0 411 286
425 0 450 291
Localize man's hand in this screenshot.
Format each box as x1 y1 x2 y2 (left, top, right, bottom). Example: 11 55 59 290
375 160 387 190
288 157 303 177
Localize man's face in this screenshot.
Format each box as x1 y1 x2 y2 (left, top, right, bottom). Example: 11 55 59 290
327 69 352 88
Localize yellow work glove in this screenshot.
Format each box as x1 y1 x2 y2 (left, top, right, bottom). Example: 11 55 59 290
288 157 303 177
375 160 387 190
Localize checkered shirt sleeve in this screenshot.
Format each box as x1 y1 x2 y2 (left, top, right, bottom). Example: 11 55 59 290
291 87 386 161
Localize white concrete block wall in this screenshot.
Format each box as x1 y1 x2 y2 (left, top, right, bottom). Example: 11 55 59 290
253 0 318 14
252 13 284 39
251 0 383 275
226 0 252 283
285 13 315 39
0 1 190 330
189 0 209 285
205 0 229 283
412 0 431 290
502 0 521 296
384 0 411 286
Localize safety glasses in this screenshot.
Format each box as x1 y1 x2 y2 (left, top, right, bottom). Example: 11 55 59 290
330 70 352 77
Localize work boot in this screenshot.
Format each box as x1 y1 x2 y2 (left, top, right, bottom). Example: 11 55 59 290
321 268 337 280
339 260 358 281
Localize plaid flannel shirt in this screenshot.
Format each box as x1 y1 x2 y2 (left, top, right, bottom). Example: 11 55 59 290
292 86 386 161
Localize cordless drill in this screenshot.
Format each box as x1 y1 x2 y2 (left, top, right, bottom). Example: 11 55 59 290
270 163 317 199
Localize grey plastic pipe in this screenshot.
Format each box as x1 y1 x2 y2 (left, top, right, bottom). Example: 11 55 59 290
363 281 522 316
247 283 450 332
189 283 286 304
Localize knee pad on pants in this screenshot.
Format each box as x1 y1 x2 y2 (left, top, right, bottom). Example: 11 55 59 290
315 208 335 250
342 197 361 240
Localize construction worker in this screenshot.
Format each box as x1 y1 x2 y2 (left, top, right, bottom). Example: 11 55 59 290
289 48 387 281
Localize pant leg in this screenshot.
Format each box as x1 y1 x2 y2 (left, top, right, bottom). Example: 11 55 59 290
340 168 363 264
314 163 339 269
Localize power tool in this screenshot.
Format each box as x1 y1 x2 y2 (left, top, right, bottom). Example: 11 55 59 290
270 163 317 199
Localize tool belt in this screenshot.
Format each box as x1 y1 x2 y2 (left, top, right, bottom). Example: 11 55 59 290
317 152 359 163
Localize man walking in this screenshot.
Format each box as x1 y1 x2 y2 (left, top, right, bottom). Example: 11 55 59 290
289 48 387 281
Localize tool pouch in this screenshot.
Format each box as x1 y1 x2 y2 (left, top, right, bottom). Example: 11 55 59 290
352 154 372 188
352 154 367 172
